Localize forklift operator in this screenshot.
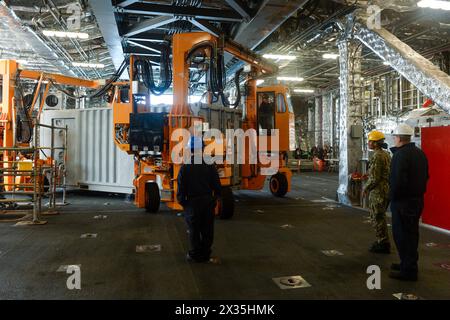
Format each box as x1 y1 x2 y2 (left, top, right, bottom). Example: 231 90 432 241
258 94 275 132
177 136 222 263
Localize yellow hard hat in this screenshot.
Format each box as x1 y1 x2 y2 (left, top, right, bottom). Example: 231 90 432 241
368 130 385 141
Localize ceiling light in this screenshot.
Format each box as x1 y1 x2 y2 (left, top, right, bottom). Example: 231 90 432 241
72 62 105 68
240 79 265 86
294 89 314 93
277 76 304 82
417 0 450 10
323 53 339 60
263 54 297 61
43 30 89 39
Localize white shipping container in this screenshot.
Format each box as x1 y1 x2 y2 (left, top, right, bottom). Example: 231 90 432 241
40 108 134 194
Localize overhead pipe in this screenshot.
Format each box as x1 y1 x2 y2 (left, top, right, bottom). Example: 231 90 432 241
35 28 88 78
30 16 87 77
277 7 350 53
0 2 71 74
44 0 102 79
44 0 93 61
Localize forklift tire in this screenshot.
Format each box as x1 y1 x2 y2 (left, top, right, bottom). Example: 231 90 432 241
145 182 160 213
270 173 288 197
218 186 234 220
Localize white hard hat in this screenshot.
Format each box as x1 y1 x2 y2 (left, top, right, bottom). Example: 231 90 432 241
393 123 414 136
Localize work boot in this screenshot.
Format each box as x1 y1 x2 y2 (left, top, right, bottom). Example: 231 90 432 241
186 253 195 262
206 256 221 265
369 241 391 254
390 263 401 271
389 270 418 281
186 252 206 263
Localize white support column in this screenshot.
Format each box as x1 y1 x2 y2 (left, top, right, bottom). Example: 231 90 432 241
337 40 364 205
333 95 339 155
322 92 333 147
307 103 315 150
314 96 323 148
329 92 336 151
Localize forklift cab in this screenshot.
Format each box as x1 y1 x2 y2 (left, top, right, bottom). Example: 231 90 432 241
257 85 296 152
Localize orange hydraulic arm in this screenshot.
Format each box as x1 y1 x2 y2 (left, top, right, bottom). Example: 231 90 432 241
20 69 103 120
0 60 103 188
166 33 278 209
19 69 102 88
172 35 279 125
223 39 277 129
223 38 278 75
171 33 277 116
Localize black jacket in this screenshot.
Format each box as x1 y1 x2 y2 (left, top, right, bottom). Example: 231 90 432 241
389 143 429 201
177 162 222 206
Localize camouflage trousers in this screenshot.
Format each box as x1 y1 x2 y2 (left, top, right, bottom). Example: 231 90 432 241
368 191 390 244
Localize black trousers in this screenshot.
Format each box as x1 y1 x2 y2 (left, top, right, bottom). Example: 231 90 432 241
184 195 215 261
391 198 424 275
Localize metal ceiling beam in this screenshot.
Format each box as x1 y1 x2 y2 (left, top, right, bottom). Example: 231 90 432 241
89 0 125 74
233 0 311 50
116 0 140 7
123 46 162 60
329 0 418 12
115 3 242 22
126 40 161 54
123 47 160 57
224 0 252 21
127 34 167 42
190 19 222 37
124 15 177 37
128 37 165 43
225 0 309 78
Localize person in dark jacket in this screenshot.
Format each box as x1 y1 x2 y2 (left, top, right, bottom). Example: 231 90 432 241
258 94 275 131
177 136 222 263
388 123 429 281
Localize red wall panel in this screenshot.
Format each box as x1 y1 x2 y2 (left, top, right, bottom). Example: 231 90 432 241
421 126 450 231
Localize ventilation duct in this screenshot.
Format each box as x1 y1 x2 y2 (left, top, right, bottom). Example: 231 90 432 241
350 15 450 114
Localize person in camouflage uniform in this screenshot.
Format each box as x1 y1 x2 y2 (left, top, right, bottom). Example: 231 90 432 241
363 130 391 254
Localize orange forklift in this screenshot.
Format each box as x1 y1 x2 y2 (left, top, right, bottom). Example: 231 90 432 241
111 32 296 218
0 60 101 217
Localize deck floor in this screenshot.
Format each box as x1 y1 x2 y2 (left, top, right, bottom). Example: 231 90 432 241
1 172 449 300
